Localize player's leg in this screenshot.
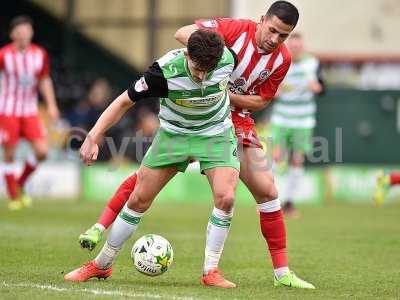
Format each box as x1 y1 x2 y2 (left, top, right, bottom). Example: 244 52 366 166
3 144 23 210
271 124 289 173
374 171 400 206
202 166 239 288
18 116 47 206
65 165 177 282
0 115 23 210
195 128 240 288
240 146 315 289
389 172 400 185
79 173 138 251
282 127 311 217
282 150 304 218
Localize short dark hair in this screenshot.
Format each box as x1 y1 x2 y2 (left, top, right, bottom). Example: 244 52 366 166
10 15 33 32
266 1 299 27
187 29 224 72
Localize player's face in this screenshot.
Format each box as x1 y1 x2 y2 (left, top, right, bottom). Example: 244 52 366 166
257 15 294 53
10 23 33 49
286 36 304 60
186 54 208 82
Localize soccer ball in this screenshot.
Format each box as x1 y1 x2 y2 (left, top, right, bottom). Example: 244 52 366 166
131 234 173 276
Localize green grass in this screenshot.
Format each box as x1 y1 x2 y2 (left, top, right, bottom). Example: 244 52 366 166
1 200 400 300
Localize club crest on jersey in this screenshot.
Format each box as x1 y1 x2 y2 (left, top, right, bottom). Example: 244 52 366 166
259 70 271 81
233 77 246 87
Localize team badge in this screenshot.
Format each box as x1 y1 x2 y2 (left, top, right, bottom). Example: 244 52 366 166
259 70 271 81
233 77 246 87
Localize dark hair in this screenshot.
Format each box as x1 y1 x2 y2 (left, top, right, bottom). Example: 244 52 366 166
266 1 299 27
10 15 33 32
187 29 224 72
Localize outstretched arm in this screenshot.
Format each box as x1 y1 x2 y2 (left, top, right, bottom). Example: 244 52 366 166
174 24 199 46
38 76 60 122
229 92 271 112
80 91 133 165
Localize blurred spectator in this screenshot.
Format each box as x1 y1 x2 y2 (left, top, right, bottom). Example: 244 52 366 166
66 78 111 131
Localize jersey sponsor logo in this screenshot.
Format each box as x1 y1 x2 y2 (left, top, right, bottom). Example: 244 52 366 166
259 69 271 81
219 78 229 91
134 76 148 92
201 19 218 28
19 74 35 87
175 93 224 108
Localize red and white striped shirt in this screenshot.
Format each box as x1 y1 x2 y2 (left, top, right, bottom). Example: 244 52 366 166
0 43 50 117
196 18 291 122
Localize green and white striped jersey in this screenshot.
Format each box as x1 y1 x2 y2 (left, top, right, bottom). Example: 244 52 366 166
270 54 319 129
127 47 236 136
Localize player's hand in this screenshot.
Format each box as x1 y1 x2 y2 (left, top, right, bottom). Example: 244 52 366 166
47 105 60 123
80 135 99 166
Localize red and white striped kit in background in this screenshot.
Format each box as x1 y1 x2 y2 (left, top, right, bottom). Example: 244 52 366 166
196 18 291 148
0 43 49 117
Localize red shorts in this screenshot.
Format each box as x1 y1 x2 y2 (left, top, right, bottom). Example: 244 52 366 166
232 115 263 149
0 115 46 147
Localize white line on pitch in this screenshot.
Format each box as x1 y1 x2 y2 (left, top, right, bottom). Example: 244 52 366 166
1 281 199 300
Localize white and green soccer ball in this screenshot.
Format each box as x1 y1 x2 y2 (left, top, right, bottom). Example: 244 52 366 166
131 234 173 276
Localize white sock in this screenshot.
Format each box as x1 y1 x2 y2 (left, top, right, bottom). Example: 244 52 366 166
257 199 281 213
94 223 106 232
4 162 15 175
95 204 144 269
203 207 233 274
26 152 38 167
285 166 304 202
274 266 290 279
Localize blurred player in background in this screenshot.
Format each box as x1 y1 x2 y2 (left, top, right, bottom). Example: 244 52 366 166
77 1 315 289
0 16 59 210
270 32 324 218
374 171 400 205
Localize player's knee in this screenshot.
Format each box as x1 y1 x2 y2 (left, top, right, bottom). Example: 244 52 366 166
259 183 278 201
127 192 151 213
36 151 47 161
214 191 235 212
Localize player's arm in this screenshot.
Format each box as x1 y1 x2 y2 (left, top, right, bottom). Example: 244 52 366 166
80 91 133 165
174 24 199 45
37 50 60 122
228 93 270 112
38 76 59 121
81 61 168 165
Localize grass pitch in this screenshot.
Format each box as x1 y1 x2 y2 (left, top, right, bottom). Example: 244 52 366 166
1 200 399 300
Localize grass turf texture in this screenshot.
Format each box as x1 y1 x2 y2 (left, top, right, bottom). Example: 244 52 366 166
1 200 399 300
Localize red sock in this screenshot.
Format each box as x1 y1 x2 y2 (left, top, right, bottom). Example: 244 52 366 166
390 172 400 185
5 173 19 200
259 210 288 268
97 173 137 229
18 162 36 187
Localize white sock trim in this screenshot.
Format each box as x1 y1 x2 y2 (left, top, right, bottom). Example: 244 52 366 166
274 266 290 279
3 162 15 174
122 203 145 218
212 207 234 218
94 223 106 232
257 199 281 213
26 153 38 166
